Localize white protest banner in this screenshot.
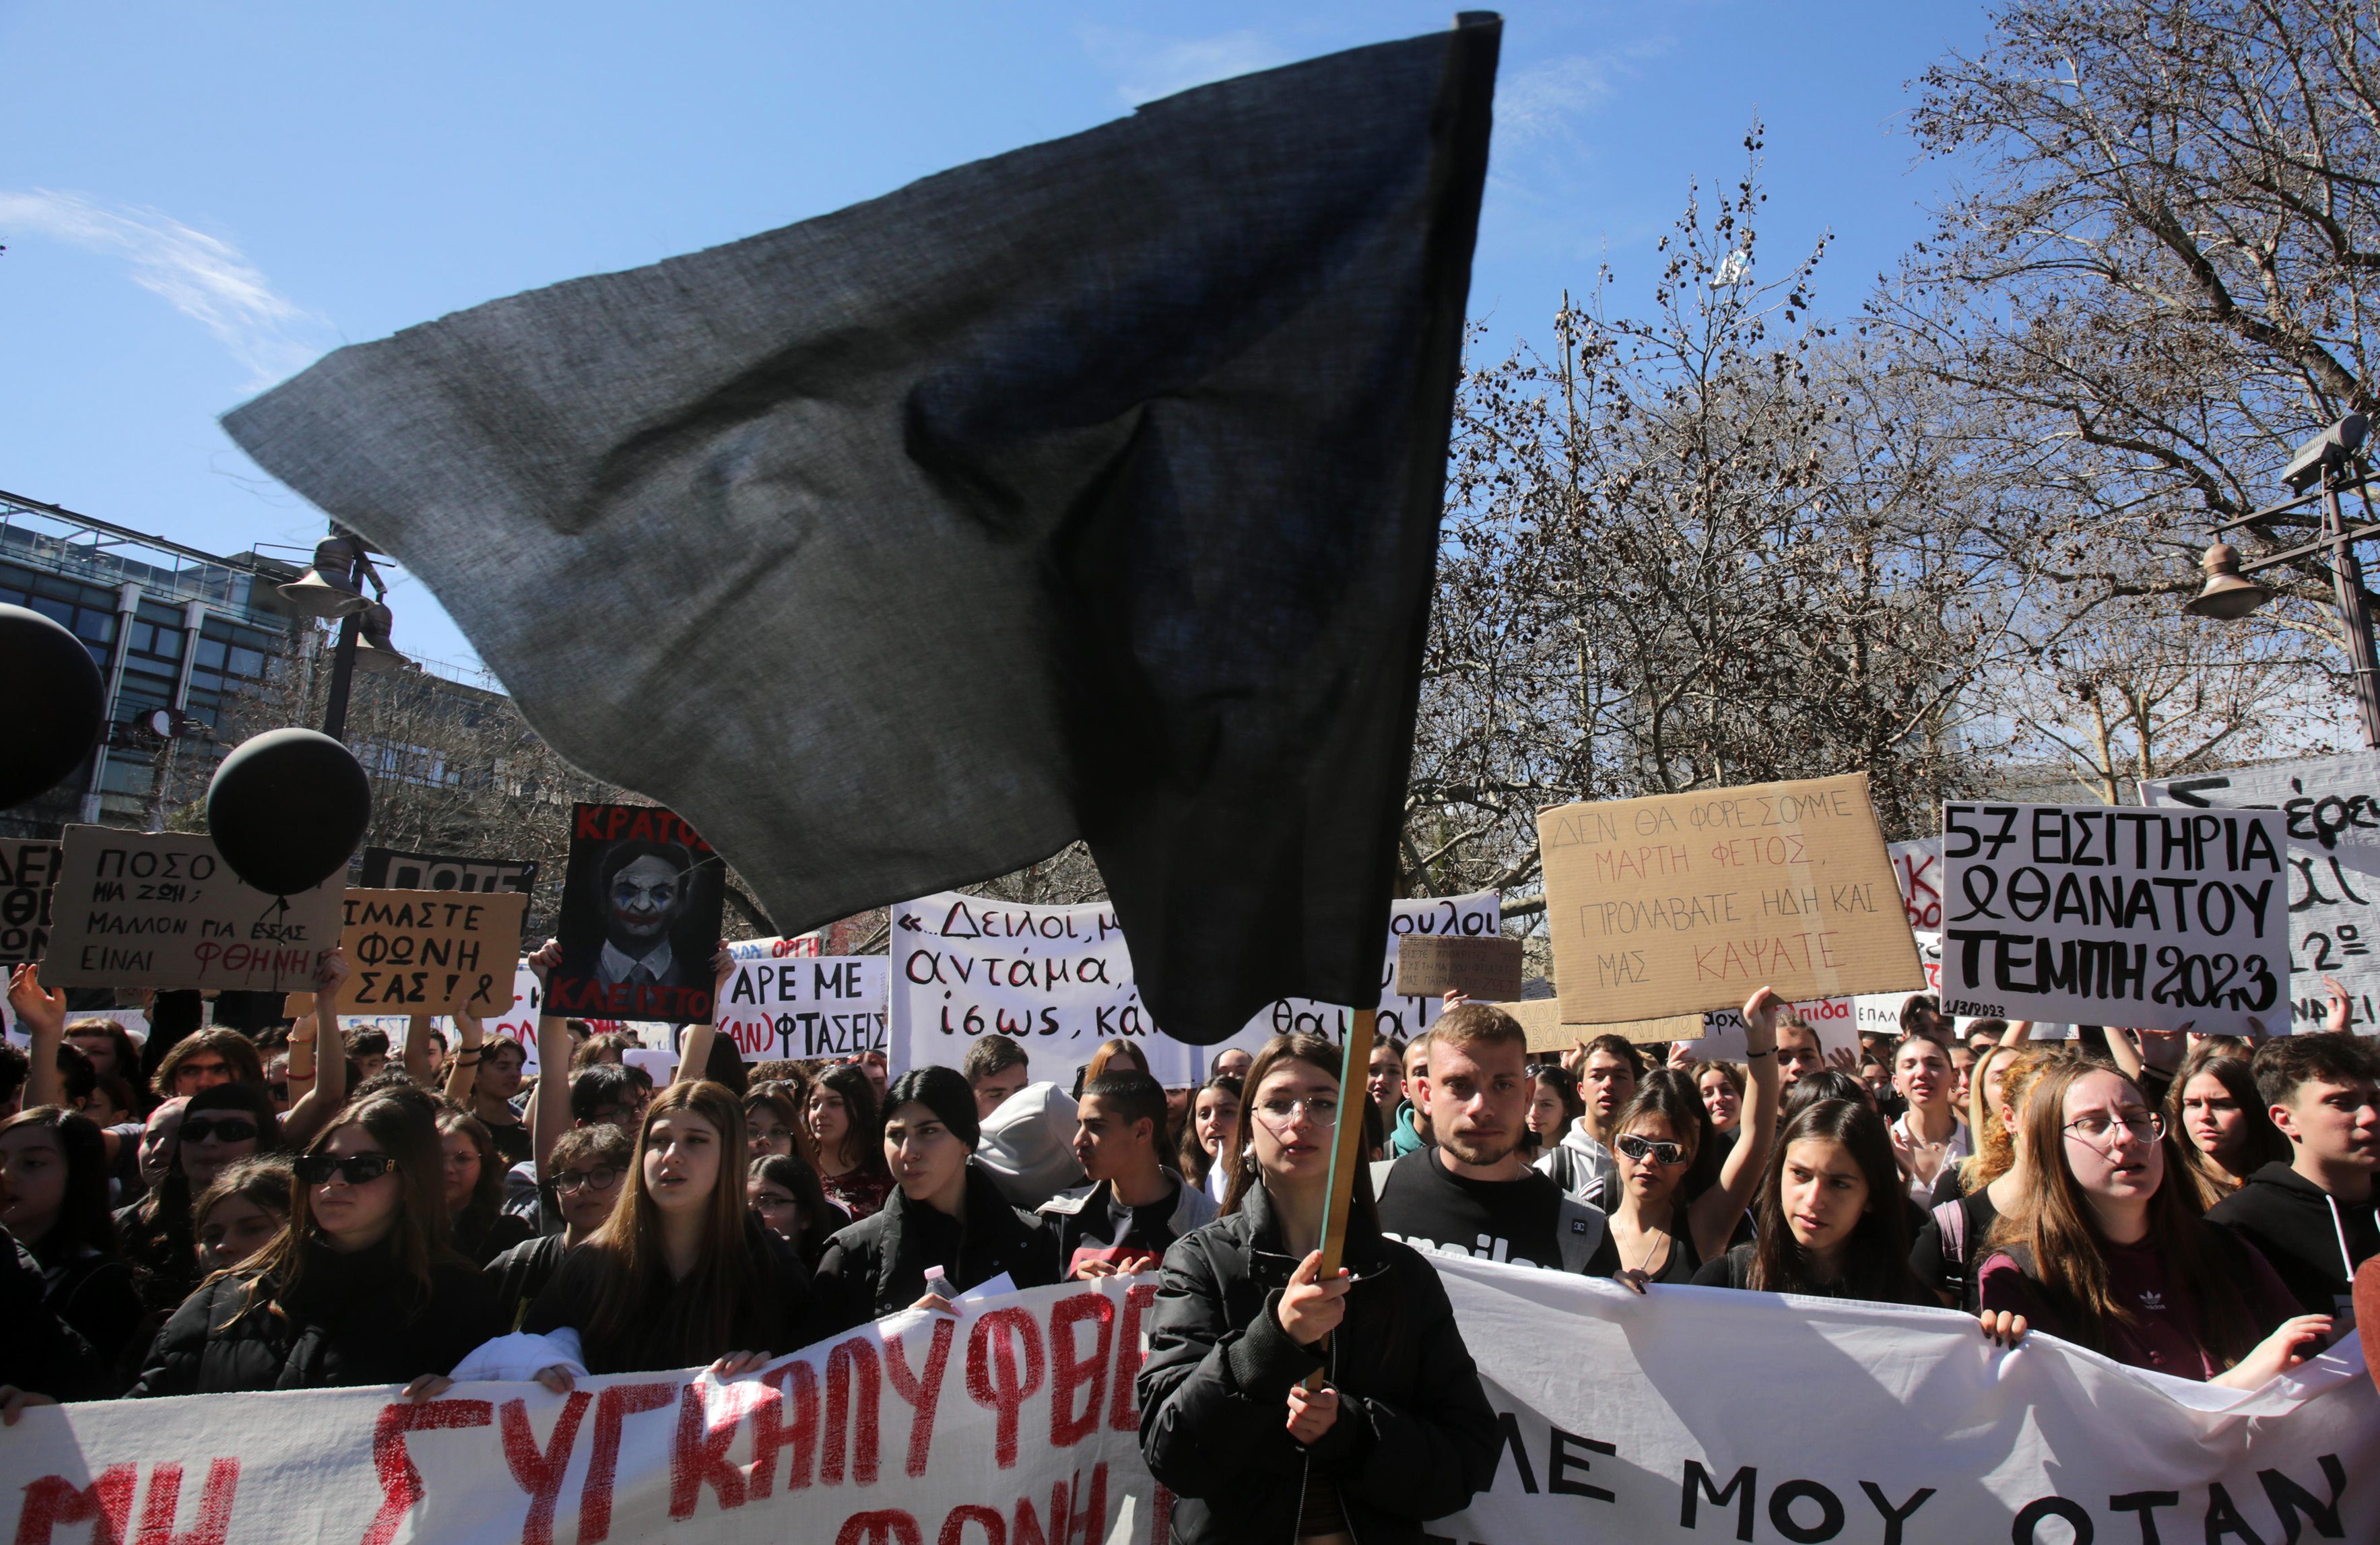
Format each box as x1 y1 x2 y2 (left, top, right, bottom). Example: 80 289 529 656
39 827 343 993
1207 890 1502 1063
1942 801 2290 1034
5 1265 2371 1545
1852 928 1942 1036
2146 751 2380 1031
728 931 822 960
0 837 63 966
1888 836 1944 931
1690 991 1857 1058
487 961 546 1074
719 954 889 1059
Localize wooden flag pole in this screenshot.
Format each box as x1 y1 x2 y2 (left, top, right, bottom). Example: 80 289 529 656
1304 1007 1377 1391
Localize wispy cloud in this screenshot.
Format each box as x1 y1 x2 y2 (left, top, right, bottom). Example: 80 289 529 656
1496 40 1673 150
0 188 329 389
1078 24 1290 106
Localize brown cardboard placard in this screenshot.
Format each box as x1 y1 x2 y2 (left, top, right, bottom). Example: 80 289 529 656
1394 934 1523 1001
334 889 527 1016
1496 997 1703 1052
1536 772 1923 1026
40 827 343 993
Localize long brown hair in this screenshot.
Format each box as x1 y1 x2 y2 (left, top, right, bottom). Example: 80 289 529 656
2166 1047 2291 1207
0 1107 117 1261
1960 1045 2072 1190
579 1080 779 1367
1177 1074 1241 1187
1748 1099 1921 1301
1083 1039 1150 1088
812 1063 886 1175
1985 1060 2260 1367
233 1092 455 1323
1219 1034 1377 1235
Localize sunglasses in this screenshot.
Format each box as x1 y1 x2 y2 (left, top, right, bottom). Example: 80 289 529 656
180 1117 259 1145
296 1152 397 1187
1616 1133 1688 1166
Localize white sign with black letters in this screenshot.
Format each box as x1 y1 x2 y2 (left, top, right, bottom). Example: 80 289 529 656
717 954 887 1059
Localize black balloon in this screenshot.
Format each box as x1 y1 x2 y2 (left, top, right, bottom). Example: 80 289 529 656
0 602 107 809
206 728 372 895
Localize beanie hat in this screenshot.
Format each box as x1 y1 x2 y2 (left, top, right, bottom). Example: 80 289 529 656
884 1064 981 1150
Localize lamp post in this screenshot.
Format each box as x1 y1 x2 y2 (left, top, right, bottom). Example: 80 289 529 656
2187 414 2380 748
276 532 378 742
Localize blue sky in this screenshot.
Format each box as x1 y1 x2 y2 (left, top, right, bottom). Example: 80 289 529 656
1 0 1989 673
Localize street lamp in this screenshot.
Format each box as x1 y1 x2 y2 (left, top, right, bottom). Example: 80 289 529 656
277 529 399 740
2189 414 2380 748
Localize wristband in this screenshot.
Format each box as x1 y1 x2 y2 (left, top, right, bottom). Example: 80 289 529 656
288 1032 317 1045
1744 1047 1774 1059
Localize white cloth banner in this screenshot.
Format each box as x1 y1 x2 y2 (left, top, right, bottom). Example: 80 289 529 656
4 1261 2372 1544
718 955 889 1059
890 892 1500 1086
2146 752 2380 1032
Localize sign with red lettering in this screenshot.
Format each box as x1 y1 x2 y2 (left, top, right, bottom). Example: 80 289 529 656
549 803 728 1026
1536 775 1922 1026
718 954 888 1059
38 826 344 993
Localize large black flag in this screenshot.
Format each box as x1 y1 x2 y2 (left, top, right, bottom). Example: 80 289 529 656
224 18 1498 1044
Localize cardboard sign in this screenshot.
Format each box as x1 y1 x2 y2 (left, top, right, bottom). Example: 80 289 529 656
1940 801 2290 1034
549 803 728 1025
1537 774 1923 1024
1394 935 1523 1001
717 954 888 1059
0 839 63 966
1500 997 1701 1053
333 889 526 1016
358 847 537 900
2146 752 2380 1032
39 827 343 992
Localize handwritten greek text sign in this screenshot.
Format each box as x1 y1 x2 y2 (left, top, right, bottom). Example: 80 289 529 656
0 839 63 966
333 890 525 1016
2146 753 2380 1032
1942 802 2290 1034
719 955 888 1059
1888 837 1944 931
1210 891 1503 1061
1538 775 1921 1024
39 827 343 993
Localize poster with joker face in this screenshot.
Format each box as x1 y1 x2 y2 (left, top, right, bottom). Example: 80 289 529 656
550 803 728 1024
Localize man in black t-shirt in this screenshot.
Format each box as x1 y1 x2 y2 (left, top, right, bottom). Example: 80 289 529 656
1034 1071 1218 1278
1375 1004 1612 1274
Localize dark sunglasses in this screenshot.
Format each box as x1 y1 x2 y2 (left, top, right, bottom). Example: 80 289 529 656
180 1117 259 1145
1616 1133 1688 1166
296 1153 397 1187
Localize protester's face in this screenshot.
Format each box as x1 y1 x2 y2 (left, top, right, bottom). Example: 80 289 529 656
1367 1044 1403 1109
552 1153 625 1234
263 1057 291 1114
1401 1039 1430 1090
747 1105 795 1158
481 1045 526 1100
972 1066 1028 1120
643 1109 724 1216
309 1124 403 1248
196 1194 283 1273
1775 1029 1823 1089
0 1126 68 1241
1527 1079 1568 1138
440 1128 482 1210
607 854 687 945
807 1088 849 1152
2060 1070 2164 1206
172 1052 232 1097
2274 1074 2380 1172
1423 1037 1528 1167
1614 1113 1692 1206
861 1054 889 1102
351 1051 389 1084
2180 1072 2249 1164
1778 1138 1870 1257
180 1108 262 1189
68 1031 119 1076
1164 1084 1191 1131
1698 1070 1740 1131
1073 1094 1150 1183
1581 1052 1635 1122
139 1101 186 1188
884 1102 968 1201
1948 1045 1975 1108
1248 1063 1337 1186
1979 1053 2012 1122
1860 1061 1890 1098
1194 1087 1239 1157
748 1177 801 1241
77 1086 126 1127
1213 1049 1253 1082
1894 1040 1950 1109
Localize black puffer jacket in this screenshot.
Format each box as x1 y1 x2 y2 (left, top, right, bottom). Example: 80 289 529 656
1136 1185 1500 1545
807 1160 1055 1340
129 1235 500 1396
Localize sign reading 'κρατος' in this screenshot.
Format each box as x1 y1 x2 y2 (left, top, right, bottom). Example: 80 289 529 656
333 889 527 1016
40 827 343 991
0 839 63 966
1536 774 1922 1025
1941 801 2290 1034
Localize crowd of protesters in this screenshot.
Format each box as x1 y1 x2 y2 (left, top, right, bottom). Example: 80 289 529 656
2 937 2375 1545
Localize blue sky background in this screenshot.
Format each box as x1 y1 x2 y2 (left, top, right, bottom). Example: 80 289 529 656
1 0 1989 674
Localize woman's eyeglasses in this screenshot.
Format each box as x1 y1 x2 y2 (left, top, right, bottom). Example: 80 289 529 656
552 1165 623 1194
180 1117 259 1144
2063 1112 2164 1148
296 1153 397 1187
1253 1096 1338 1129
1616 1133 1688 1166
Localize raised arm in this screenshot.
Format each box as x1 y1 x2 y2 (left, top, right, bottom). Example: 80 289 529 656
10 964 68 1111
671 944 736 1087
282 950 351 1145
442 1008 485 1107
2000 1020 2035 1047
402 1013 438 1086
527 940 572 1178
2103 1027 2145 1081
1691 984 1781 1259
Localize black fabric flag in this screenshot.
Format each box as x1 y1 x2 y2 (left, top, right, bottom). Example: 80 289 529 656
223 18 1499 1044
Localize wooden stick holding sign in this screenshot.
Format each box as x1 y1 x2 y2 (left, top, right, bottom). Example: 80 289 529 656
1303 1006 1377 1394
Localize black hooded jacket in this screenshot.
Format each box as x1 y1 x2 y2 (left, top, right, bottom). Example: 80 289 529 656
807 1160 1055 1339
1135 1183 1500 1545
2205 1160 2379 1314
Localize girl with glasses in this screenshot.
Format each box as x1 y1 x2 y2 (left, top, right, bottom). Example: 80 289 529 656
747 1150 836 1268
485 1123 632 1327
435 1108 535 1266
1978 1060 2327 1385
130 1092 500 1397
1138 1032 1500 1545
